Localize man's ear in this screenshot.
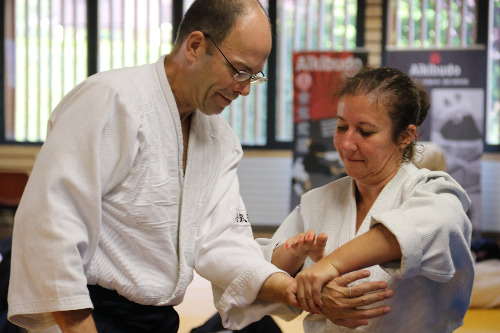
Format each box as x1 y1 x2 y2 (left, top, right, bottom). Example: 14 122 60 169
184 31 206 62
399 124 416 148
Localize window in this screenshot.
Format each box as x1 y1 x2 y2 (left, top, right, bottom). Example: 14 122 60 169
98 0 173 72
4 0 88 142
487 0 500 145
2 0 361 146
387 0 477 47
386 1 500 150
276 0 359 144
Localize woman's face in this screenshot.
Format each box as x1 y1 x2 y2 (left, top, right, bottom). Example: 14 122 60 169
334 94 406 187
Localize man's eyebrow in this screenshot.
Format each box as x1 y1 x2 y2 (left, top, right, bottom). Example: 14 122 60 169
229 55 262 74
235 62 261 74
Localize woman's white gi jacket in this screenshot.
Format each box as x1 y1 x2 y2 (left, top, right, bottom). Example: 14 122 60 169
258 162 475 332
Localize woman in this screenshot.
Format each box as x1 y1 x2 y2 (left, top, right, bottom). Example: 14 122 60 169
262 67 474 332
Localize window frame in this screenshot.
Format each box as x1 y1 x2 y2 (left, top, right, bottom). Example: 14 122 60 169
0 0 365 149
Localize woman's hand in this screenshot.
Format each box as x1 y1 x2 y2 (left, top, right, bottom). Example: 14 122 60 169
320 270 393 328
272 230 328 277
283 229 328 262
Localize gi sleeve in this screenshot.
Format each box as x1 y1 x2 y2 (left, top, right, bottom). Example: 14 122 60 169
370 171 473 283
193 135 289 330
8 80 141 329
254 205 309 321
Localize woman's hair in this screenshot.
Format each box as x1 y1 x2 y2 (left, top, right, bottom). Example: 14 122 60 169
173 0 267 51
339 67 430 161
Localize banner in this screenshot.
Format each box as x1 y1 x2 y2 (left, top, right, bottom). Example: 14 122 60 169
291 51 368 208
387 48 486 231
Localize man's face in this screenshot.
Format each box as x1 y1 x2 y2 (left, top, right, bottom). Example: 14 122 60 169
195 9 272 116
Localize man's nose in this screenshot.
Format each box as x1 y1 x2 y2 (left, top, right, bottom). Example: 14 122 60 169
234 80 251 96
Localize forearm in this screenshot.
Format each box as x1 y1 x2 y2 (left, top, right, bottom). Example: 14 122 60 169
271 244 305 276
324 224 401 275
257 272 298 307
52 309 97 333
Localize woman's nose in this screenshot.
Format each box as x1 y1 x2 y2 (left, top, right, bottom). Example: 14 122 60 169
340 130 357 151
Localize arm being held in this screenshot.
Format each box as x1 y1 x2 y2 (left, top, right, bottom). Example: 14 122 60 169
295 224 400 313
295 168 473 314
264 213 394 328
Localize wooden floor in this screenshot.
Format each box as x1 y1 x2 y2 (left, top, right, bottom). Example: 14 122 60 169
2 215 499 332
176 272 500 333
175 272 308 333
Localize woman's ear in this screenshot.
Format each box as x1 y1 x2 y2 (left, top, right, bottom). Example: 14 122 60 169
399 124 416 148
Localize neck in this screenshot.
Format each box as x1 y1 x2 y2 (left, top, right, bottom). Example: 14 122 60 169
164 53 196 121
354 166 400 204
355 182 384 207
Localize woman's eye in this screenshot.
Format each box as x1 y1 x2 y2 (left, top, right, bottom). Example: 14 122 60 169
336 126 347 132
360 130 373 137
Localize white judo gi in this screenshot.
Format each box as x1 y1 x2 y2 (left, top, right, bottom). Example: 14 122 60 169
8 56 283 331
258 162 474 332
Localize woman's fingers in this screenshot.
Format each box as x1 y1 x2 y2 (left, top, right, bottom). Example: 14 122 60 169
308 233 328 262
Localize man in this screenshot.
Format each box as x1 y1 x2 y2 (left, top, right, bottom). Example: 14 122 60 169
7 1 391 332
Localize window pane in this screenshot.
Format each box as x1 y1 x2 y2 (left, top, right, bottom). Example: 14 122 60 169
275 0 358 143
387 0 477 47
487 0 500 145
98 0 173 71
4 0 88 142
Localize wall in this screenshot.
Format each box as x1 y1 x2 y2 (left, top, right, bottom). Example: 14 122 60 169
240 152 500 232
2 0 500 232
0 145 39 172
237 151 293 228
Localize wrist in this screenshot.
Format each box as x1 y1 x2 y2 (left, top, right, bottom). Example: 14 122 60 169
328 258 342 277
316 256 342 278
52 309 97 333
257 272 295 305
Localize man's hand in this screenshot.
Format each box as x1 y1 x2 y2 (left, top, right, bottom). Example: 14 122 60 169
320 270 393 329
295 257 342 313
257 272 300 308
52 309 98 333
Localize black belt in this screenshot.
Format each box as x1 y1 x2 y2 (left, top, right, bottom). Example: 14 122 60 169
88 284 179 333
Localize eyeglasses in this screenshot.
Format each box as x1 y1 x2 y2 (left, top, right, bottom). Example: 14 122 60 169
203 33 268 85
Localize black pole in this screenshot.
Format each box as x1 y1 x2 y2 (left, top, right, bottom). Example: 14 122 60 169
87 0 98 76
0 0 5 142
265 0 278 148
172 1 183 43
356 0 366 48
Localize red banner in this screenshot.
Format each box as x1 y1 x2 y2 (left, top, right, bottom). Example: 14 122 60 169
291 51 367 208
